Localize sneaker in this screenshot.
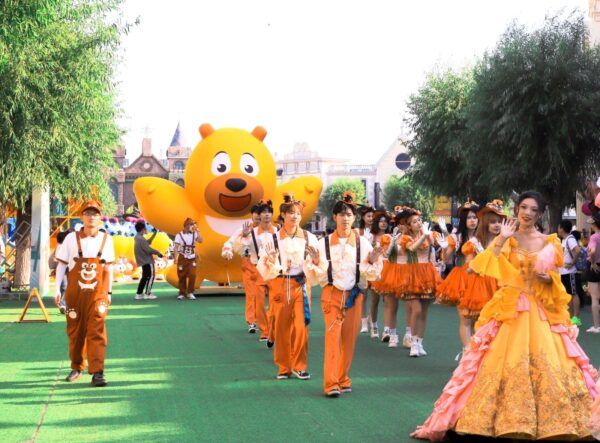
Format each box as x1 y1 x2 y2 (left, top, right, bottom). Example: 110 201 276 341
266 340 274 349
65 370 81 382
370 326 379 339
292 370 311 380
381 331 390 343
360 318 369 334
571 316 582 326
248 323 257 334
587 326 600 333
326 389 340 397
409 341 420 357
186 293 196 300
418 341 427 356
276 373 290 380
59 306 67 315
143 293 157 300
134 293 144 300
259 336 268 342
402 333 412 348
91 372 107 387
388 334 399 348
177 294 185 300
341 386 352 393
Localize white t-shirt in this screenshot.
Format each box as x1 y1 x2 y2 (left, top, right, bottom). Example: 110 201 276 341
55 231 115 270
559 235 578 275
175 232 197 259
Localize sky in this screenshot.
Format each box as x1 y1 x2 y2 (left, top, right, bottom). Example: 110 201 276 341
117 0 590 163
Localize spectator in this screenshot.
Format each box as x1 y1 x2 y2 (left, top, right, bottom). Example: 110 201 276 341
557 220 583 326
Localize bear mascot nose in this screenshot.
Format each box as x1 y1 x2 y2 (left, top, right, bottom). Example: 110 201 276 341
226 178 247 192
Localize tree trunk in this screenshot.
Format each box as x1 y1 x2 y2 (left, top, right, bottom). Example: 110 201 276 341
548 202 562 234
13 201 32 288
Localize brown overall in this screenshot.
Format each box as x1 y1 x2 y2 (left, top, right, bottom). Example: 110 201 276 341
177 232 197 295
64 232 110 373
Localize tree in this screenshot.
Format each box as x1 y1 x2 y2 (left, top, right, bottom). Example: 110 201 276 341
318 179 366 230
405 67 490 199
0 0 128 284
382 175 435 220
468 12 600 228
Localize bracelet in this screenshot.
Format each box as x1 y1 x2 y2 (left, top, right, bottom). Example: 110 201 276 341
107 291 113 295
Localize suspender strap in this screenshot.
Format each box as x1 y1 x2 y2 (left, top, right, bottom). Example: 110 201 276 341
325 235 333 285
97 233 108 258
251 228 259 255
355 231 360 285
75 232 83 258
272 233 283 274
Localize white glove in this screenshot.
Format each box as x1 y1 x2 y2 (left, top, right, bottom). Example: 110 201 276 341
437 237 448 249
221 249 233 260
437 217 449 235
422 222 431 236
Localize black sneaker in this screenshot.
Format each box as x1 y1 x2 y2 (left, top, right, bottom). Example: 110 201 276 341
247 323 257 334
341 386 352 393
258 336 268 342
266 340 274 349
65 370 81 382
327 389 340 397
276 373 290 380
291 370 310 380
91 372 107 387
59 306 66 315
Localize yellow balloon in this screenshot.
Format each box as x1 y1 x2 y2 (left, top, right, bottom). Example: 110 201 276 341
145 232 171 255
133 124 323 288
113 235 135 263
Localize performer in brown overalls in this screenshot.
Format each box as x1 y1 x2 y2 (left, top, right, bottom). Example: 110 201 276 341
54 200 114 387
174 218 203 300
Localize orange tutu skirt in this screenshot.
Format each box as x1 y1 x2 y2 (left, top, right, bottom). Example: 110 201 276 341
458 274 497 319
371 260 395 295
436 265 469 305
403 262 440 300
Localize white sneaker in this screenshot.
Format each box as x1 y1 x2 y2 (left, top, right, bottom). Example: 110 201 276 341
177 294 185 300
186 293 196 300
402 333 412 348
360 318 369 334
587 326 600 333
388 334 399 348
134 293 143 300
143 293 157 300
370 326 379 339
409 341 420 357
418 341 427 356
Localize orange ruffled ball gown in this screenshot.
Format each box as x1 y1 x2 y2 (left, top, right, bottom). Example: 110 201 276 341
399 234 440 299
412 234 597 441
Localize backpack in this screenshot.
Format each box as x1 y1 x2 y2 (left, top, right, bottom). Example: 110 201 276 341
575 246 589 273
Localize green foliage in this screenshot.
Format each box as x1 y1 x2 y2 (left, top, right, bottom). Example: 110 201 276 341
382 175 434 220
0 0 129 210
318 179 366 229
405 12 600 226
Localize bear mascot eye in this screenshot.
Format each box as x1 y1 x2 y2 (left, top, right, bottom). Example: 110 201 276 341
240 153 259 177
211 152 231 176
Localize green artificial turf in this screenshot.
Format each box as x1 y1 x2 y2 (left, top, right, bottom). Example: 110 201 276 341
1 283 600 442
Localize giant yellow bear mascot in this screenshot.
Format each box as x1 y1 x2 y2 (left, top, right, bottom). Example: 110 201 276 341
133 124 322 289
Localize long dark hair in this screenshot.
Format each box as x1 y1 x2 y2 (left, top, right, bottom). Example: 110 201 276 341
371 213 390 235
457 209 478 253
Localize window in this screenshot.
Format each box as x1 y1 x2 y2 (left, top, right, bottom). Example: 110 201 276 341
395 153 411 170
174 161 185 171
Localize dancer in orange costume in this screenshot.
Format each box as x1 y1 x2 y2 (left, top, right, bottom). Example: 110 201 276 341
257 194 319 380
412 191 597 441
400 208 441 357
54 200 115 387
232 201 277 341
436 202 479 351
357 204 375 334
367 211 392 340
222 205 262 333
305 192 383 396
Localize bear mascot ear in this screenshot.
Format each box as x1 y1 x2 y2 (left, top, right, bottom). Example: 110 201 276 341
251 126 267 142
199 123 215 139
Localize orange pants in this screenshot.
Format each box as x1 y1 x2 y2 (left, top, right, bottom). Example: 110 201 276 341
240 257 269 336
65 292 109 374
177 257 196 295
321 286 363 393
268 277 309 375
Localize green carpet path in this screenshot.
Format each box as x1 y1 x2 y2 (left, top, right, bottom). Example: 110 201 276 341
1 282 600 442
